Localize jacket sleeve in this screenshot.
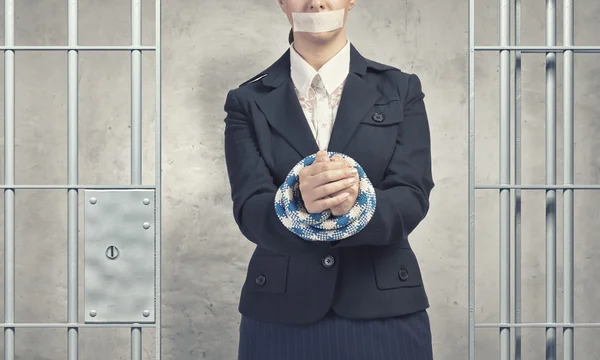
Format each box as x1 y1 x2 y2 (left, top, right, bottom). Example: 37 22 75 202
330 73 435 248
223 88 316 253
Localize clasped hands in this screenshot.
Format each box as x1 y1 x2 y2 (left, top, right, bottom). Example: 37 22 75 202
298 150 360 216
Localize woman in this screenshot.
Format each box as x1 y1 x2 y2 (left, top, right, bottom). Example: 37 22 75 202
223 0 435 359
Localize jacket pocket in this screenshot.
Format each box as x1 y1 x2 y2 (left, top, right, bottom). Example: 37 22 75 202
350 100 404 184
359 100 403 127
246 254 289 294
371 245 424 290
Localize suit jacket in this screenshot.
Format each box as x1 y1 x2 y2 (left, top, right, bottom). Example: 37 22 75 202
223 44 435 325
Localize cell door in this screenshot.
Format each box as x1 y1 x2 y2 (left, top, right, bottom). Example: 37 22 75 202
468 0 599 359
1 1 162 359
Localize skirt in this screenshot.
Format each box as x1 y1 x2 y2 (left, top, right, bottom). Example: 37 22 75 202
238 309 433 360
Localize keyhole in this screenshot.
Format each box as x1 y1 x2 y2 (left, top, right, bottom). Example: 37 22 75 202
105 245 119 260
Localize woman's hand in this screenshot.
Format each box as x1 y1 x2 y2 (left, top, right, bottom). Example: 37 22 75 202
328 154 359 216
298 150 358 214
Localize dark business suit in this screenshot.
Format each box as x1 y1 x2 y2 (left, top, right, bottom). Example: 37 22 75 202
224 43 435 359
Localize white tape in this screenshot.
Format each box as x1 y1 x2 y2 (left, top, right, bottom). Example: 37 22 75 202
292 9 345 33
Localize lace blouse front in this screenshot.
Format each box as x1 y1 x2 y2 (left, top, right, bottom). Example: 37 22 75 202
293 76 346 151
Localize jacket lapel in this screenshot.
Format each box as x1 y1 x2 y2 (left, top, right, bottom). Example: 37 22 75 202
255 44 384 159
255 50 320 158
327 72 382 153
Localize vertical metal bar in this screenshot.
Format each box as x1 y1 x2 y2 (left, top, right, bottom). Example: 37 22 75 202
514 0 522 357
131 327 142 360
545 0 557 358
131 0 142 182
563 0 575 358
499 0 511 358
4 0 16 359
131 0 143 358
155 0 163 359
467 0 476 356
67 1 80 359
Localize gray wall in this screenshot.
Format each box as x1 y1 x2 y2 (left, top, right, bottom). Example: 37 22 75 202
0 0 598 359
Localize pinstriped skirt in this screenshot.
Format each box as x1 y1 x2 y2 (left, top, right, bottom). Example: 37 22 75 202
238 309 433 360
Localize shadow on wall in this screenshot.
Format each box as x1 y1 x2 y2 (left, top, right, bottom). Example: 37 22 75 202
159 32 292 358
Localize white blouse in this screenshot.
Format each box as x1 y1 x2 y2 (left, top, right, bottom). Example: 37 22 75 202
289 41 351 151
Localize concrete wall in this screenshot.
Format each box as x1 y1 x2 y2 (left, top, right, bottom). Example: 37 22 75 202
0 0 598 359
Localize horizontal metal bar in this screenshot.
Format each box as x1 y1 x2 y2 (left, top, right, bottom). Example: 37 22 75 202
475 45 600 53
476 322 600 329
0 46 155 51
476 184 600 190
0 185 155 190
0 323 155 329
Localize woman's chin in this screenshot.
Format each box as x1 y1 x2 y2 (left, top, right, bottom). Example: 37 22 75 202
296 30 340 43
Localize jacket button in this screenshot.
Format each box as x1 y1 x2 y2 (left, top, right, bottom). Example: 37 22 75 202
256 274 266 286
398 269 409 281
372 112 384 122
322 255 335 268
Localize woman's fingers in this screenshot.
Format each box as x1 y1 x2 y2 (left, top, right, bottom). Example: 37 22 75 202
309 191 350 213
299 151 357 213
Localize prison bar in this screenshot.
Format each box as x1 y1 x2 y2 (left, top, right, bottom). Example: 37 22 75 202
469 0 581 358
131 0 143 358
563 0 575 359
474 45 600 52
513 0 523 358
0 46 155 51
0 185 157 189
477 322 600 329
0 184 590 191
476 185 600 190
499 0 512 359
67 0 80 359
0 323 155 328
467 0 476 356
155 0 164 358
0 0 162 359
7 184 600 191
546 0 558 358
4 0 16 358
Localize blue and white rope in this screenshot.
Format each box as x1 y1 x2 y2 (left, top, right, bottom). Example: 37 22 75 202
274 152 376 241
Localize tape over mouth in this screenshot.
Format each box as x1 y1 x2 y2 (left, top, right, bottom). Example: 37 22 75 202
292 9 345 33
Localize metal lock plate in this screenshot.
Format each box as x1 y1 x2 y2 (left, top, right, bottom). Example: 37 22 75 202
84 189 155 323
